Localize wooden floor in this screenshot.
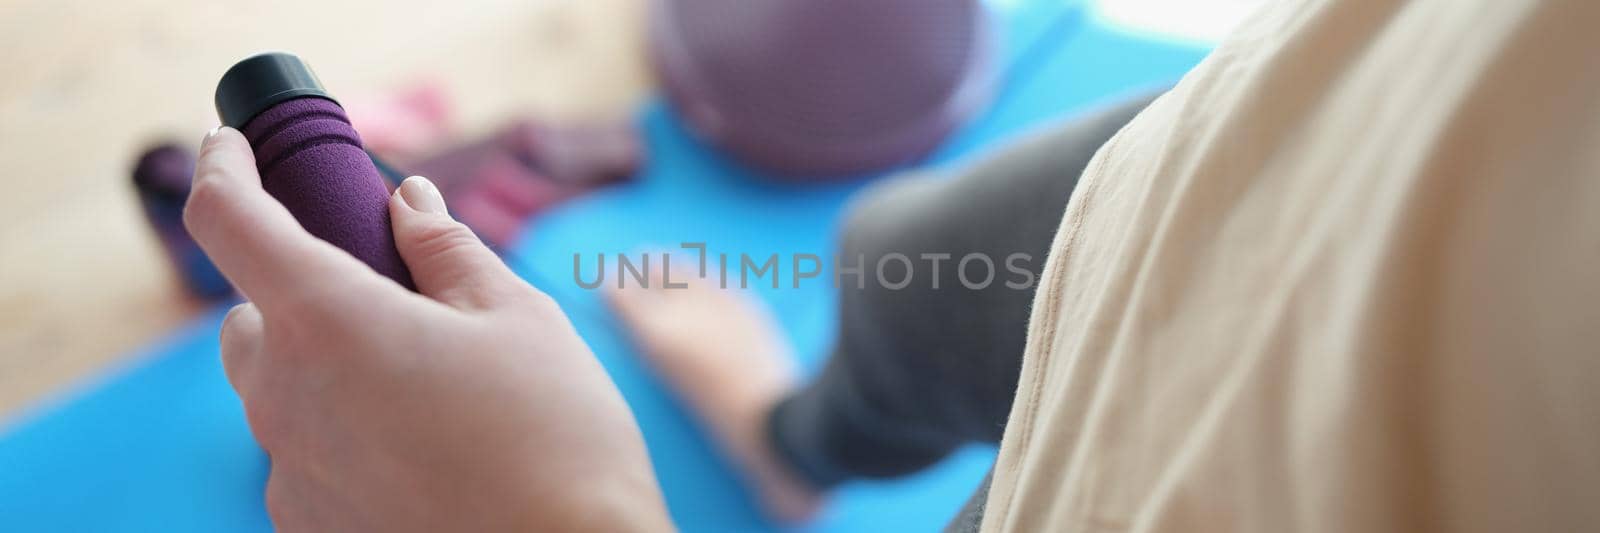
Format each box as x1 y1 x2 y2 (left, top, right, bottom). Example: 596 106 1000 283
0 0 650 417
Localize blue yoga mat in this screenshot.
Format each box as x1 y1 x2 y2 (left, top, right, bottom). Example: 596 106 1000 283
0 3 1208 530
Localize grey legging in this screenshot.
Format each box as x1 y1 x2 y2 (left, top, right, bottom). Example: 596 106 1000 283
765 90 1162 531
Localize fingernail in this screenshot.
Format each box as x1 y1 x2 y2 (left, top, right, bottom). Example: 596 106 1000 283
204 125 222 143
399 175 447 214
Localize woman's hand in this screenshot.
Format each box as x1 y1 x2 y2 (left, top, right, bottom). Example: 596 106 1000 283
184 127 673 532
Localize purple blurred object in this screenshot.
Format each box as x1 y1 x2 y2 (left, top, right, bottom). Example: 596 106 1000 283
132 144 233 300
649 0 996 179
131 145 195 198
499 120 642 186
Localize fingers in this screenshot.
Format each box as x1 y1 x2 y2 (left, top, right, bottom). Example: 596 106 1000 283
184 127 384 314
265 467 314 532
219 302 264 398
603 254 666 313
390 176 536 310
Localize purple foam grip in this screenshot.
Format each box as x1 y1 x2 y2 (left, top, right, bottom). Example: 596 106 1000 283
239 97 413 287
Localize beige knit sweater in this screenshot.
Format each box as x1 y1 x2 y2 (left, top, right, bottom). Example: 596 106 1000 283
982 0 1600 531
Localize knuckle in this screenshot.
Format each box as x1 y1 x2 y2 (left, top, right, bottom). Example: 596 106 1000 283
494 283 562 319
236 365 298 450
408 219 482 260
522 286 561 314
281 283 374 328
242 399 288 449
260 318 318 362
264 475 292 522
182 176 232 231
274 290 328 322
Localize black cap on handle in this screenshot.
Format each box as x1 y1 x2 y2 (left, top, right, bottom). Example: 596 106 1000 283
214 52 339 128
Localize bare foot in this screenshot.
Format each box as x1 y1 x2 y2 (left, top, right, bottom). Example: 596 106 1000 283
605 269 823 523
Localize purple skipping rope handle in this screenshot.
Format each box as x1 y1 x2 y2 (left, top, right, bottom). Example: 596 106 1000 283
215 52 414 288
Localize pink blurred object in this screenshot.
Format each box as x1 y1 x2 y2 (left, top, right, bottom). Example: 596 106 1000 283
348 81 643 247
345 81 456 159
403 118 642 247
452 153 571 244
474 154 566 217
449 187 530 247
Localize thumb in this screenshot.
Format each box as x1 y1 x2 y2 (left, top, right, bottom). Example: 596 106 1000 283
390 175 532 310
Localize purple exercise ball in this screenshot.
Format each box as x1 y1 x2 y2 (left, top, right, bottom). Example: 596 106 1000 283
649 0 996 179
